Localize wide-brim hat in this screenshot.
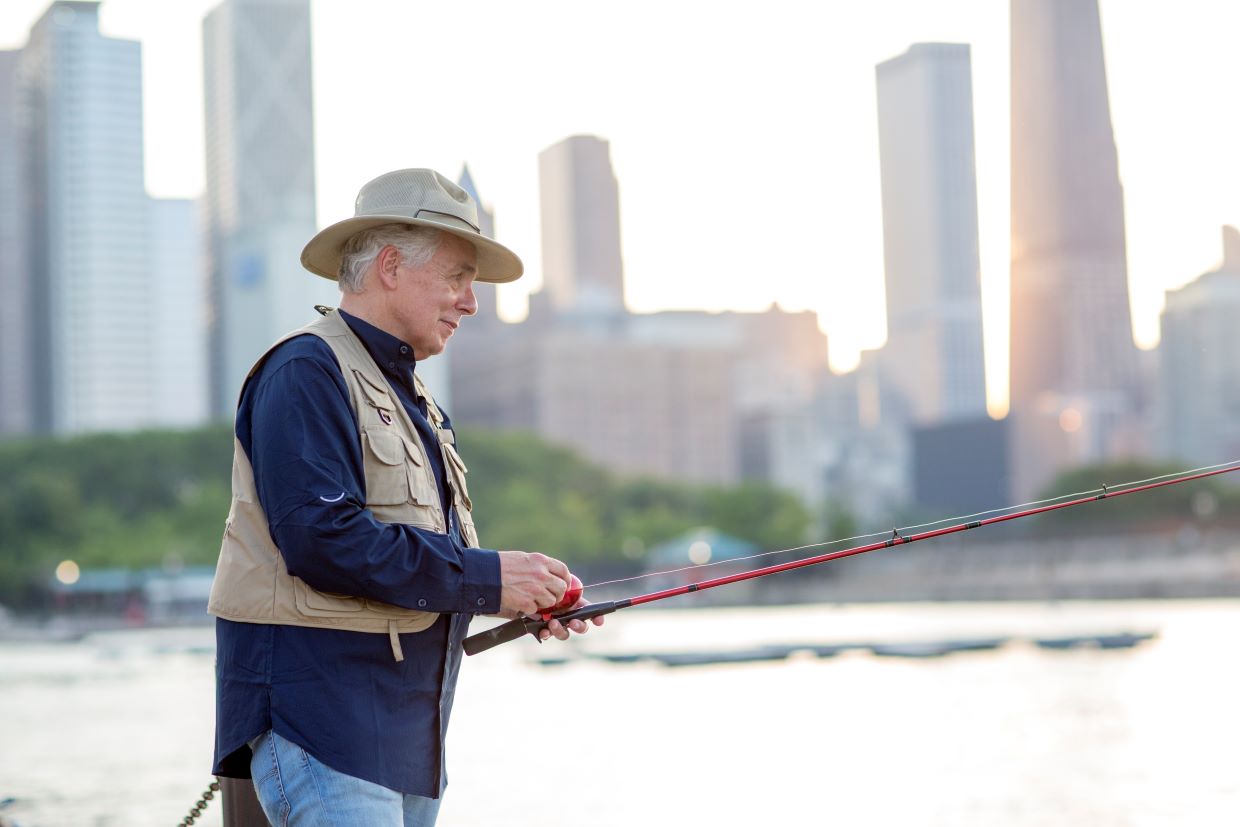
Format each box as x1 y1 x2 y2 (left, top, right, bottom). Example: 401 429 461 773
301 168 523 284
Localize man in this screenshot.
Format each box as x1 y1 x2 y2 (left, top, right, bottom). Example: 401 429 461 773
209 168 601 825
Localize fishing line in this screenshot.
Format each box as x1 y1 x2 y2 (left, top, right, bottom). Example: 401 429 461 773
584 458 1240 591
464 459 1240 654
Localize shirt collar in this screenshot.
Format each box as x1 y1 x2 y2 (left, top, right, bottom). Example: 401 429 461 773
338 309 417 389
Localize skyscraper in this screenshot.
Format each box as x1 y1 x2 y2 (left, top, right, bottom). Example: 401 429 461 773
15 1 151 434
203 0 326 417
538 135 625 314
875 43 987 425
1009 0 1139 493
1158 227 1240 465
0 48 31 435
149 197 209 426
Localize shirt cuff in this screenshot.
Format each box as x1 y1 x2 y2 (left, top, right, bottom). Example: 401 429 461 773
459 547 503 614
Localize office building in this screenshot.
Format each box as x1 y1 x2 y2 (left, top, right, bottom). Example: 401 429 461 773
203 0 327 416
875 43 987 425
1158 227 1240 465
1009 0 1140 494
0 48 31 435
15 1 151 434
149 198 209 426
538 135 625 314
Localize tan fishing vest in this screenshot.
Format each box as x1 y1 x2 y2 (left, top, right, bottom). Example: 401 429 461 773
207 309 480 661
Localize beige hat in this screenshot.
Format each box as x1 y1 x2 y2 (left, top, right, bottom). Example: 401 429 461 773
301 168 524 284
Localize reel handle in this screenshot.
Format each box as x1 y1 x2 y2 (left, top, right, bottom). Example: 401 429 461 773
463 601 620 656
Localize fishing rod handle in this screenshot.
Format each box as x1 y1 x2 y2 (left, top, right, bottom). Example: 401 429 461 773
463 601 620 656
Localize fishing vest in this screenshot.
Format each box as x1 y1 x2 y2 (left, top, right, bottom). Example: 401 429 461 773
207 308 480 661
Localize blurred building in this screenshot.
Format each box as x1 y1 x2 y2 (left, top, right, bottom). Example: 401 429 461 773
814 355 913 525
875 43 987 425
13 1 152 434
203 0 329 418
148 198 209 426
450 156 830 490
538 135 625 315
1009 0 1142 496
0 48 31 435
911 416 1010 515
1157 226 1240 465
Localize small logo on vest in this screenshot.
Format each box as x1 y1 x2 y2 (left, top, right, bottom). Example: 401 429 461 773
378 410 393 425
319 492 347 503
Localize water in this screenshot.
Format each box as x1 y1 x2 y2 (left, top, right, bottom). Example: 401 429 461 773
2 600 1238 826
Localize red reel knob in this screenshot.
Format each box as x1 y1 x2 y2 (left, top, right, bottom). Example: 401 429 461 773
542 574 583 615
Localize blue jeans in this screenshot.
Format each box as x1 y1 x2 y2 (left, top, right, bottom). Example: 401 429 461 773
249 730 442 826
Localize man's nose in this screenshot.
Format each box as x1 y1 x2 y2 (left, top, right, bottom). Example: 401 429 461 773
459 283 478 316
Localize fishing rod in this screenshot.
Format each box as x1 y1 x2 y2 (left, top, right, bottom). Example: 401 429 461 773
463 461 1240 655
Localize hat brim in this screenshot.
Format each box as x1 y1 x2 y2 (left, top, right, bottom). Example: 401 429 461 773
300 214 524 284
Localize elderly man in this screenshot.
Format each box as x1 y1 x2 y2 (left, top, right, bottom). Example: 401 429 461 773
208 168 600 825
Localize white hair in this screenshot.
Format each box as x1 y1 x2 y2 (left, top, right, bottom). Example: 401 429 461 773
337 224 445 293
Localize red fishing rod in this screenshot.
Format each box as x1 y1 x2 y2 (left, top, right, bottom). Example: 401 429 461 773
463 462 1240 655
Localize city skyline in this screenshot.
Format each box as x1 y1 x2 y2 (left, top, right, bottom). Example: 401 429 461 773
3 0 1240 417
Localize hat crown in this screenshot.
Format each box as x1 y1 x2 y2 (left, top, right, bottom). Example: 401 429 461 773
354 168 480 234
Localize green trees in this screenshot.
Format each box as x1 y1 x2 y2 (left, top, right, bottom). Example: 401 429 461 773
0 426 235 602
0 425 812 606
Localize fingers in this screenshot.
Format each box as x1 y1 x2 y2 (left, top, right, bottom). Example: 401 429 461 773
524 552 569 608
542 553 571 583
537 617 592 641
497 550 572 616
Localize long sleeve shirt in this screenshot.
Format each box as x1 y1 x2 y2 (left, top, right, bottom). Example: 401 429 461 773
212 309 502 797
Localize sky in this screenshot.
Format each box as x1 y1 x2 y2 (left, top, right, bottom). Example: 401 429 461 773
3 0 1240 417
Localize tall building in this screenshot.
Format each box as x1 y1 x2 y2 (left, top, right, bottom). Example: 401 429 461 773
1009 0 1140 494
0 48 31 435
149 198 209 426
1158 227 1240 465
875 43 987 425
15 2 151 434
203 0 327 417
538 135 625 314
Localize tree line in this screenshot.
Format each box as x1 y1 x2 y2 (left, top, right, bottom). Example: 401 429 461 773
0 425 811 608
2 424 1231 609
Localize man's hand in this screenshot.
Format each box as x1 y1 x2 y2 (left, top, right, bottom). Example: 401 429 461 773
538 596 606 642
497 551 570 616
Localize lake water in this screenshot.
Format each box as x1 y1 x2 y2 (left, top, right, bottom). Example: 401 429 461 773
2 600 1238 826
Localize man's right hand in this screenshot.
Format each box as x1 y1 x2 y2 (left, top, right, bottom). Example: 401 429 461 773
496 551 571 616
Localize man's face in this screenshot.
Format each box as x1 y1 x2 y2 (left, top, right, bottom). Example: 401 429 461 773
391 233 478 360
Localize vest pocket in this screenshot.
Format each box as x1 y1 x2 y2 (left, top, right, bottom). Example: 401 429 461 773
354 369 395 412
362 429 414 505
293 577 364 614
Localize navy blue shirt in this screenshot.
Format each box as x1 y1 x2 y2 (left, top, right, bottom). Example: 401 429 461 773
212 309 503 798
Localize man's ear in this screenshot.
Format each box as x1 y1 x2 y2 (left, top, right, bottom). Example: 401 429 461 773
375 245 402 289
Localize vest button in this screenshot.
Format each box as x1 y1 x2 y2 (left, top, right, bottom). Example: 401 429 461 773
400 345 409 355
476 597 485 607
417 598 427 608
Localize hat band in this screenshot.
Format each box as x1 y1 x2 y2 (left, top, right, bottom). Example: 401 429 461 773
415 209 480 234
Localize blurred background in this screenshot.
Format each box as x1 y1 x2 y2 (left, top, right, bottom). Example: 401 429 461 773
1 1 1238 825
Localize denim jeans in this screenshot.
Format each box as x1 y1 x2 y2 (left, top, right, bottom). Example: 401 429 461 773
249 730 442 826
